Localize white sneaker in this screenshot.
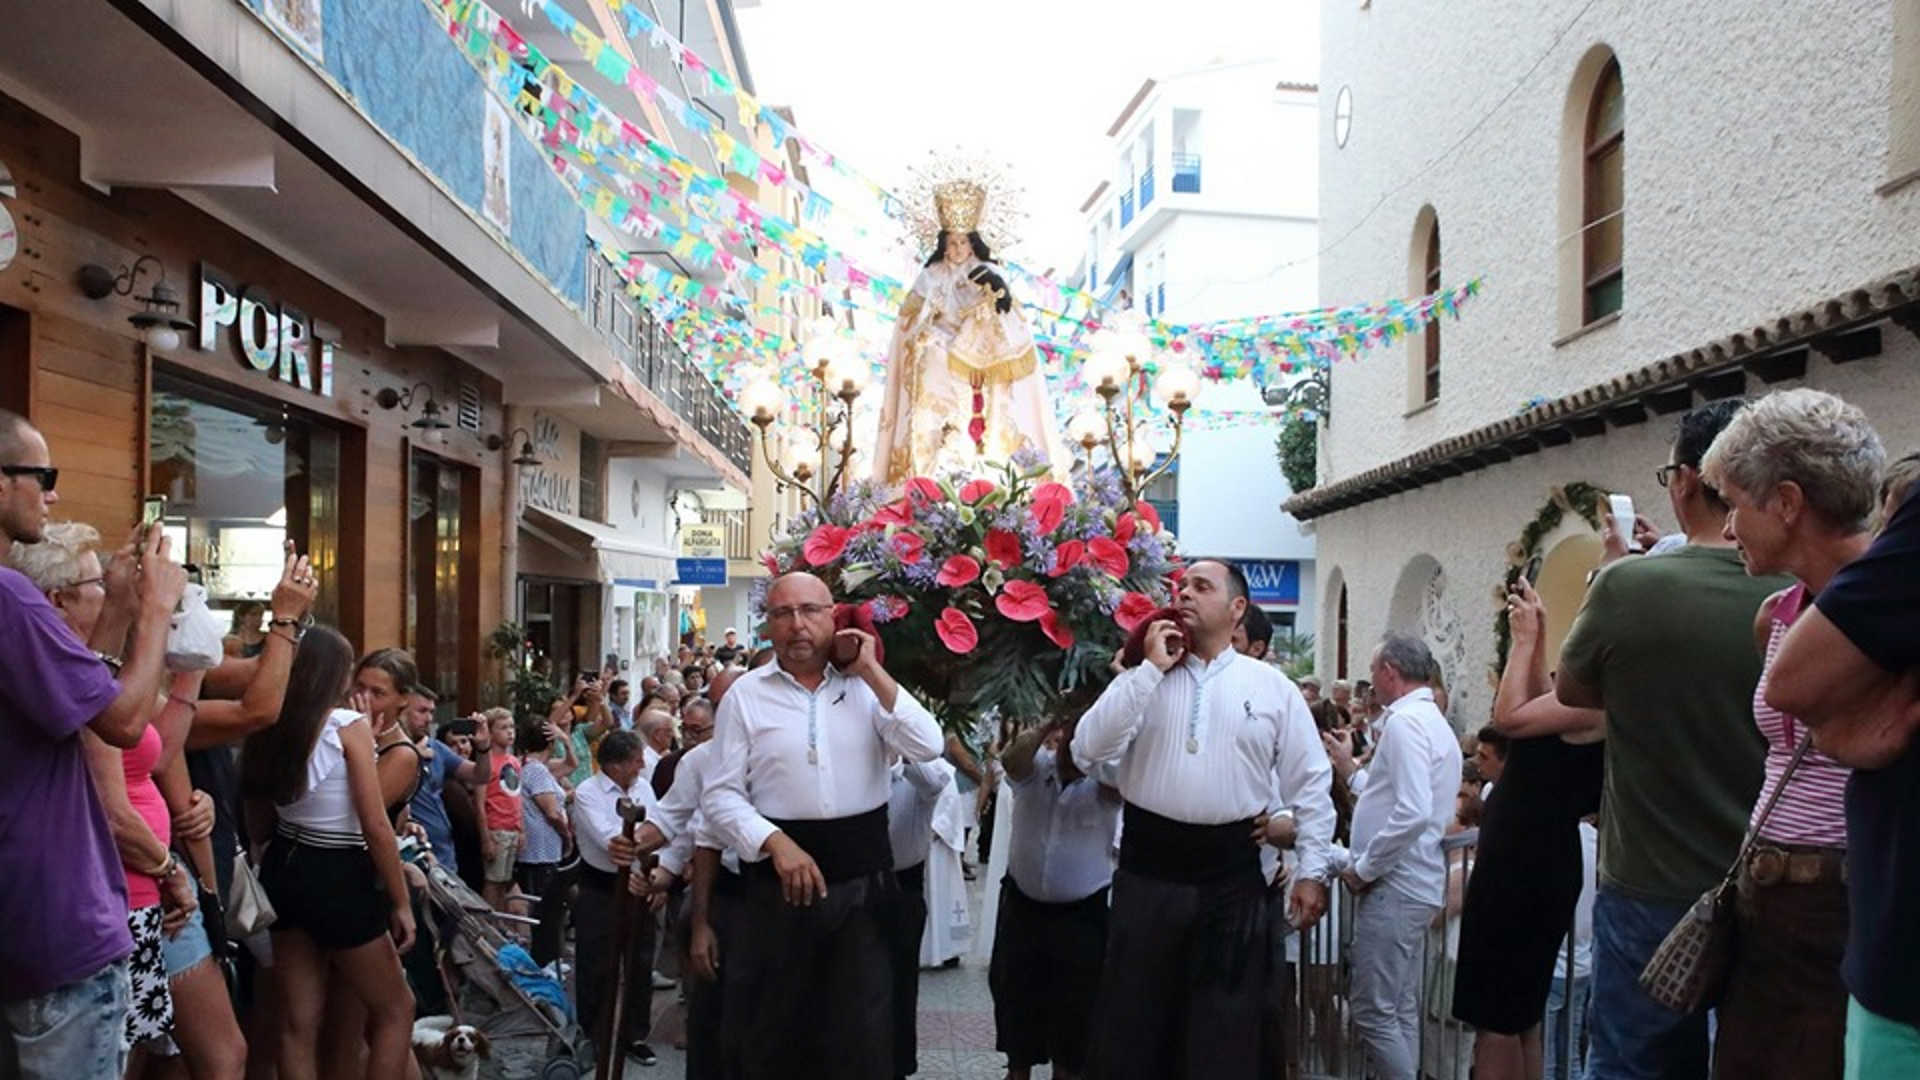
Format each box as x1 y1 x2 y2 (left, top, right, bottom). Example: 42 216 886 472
650 970 676 990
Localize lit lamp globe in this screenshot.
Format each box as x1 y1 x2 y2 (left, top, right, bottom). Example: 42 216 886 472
1151 362 1201 412
1082 341 1131 397
802 316 840 367
740 377 784 425
1114 326 1155 368
1123 436 1158 475
781 441 816 483
1066 410 1107 449
823 348 871 399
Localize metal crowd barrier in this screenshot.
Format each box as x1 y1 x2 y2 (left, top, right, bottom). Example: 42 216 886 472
1284 829 1582 1080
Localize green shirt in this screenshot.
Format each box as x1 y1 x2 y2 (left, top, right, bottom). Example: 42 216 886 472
1559 545 1786 902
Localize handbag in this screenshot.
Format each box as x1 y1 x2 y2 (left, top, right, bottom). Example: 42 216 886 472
1638 732 1814 1013
225 844 277 937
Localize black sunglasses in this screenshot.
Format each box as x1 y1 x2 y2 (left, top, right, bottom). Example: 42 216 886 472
1654 464 1682 488
0 465 58 492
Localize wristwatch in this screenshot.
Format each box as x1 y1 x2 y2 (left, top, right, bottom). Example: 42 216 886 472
269 613 307 641
94 651 124 675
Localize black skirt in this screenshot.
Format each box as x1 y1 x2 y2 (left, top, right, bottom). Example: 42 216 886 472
1452 737 1603 1034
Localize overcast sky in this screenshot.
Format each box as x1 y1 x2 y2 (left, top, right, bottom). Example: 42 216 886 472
733 0 1319 277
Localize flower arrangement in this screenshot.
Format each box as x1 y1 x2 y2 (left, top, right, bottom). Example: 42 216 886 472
756 449 1183 724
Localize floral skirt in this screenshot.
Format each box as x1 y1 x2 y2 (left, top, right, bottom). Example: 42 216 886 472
124 904 174 1050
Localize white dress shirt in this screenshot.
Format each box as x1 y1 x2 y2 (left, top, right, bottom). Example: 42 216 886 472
888 759 954 870
1071 650 1337 882
571 768 661 873
1348 687 1462 906
1007 747 1121 903
653 742 712 876
703 661 945 863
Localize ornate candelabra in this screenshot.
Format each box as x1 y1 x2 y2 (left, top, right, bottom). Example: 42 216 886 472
1067 323 1200 505
737 319 870 510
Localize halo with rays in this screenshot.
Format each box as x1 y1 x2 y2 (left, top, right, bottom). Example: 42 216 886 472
895 148 1026 257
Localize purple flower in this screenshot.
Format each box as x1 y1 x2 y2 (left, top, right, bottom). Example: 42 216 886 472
903 557 942 589
1011 445 1050 472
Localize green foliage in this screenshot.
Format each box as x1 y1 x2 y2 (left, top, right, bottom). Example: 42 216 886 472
489 620 558 724
1269 629 1316 679
1491 482 1606 674
1275 417 1318 494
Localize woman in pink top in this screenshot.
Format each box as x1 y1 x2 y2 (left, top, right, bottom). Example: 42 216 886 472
1701 388 1884 1079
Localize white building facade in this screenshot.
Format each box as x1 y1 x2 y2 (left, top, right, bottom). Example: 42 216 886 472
1301 0 1920 726
1074 61 1322 636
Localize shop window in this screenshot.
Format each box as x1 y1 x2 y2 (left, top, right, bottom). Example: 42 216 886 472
149 372 341 631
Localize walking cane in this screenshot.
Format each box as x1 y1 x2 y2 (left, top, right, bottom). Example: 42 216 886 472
598 798 646 1080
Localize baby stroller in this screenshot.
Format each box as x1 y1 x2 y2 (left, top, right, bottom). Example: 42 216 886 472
415 854 590 1079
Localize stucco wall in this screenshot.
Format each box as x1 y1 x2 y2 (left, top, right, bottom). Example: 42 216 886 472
257 0 590 306
1318 0 1920 483
1311 336 1920 731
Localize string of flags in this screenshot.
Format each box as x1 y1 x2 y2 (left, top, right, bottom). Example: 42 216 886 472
421 0 1487 426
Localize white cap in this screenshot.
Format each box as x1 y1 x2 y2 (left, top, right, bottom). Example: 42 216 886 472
724 627 738 636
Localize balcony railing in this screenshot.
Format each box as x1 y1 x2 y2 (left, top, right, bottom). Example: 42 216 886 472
706 508 757 560
1119 190 1136 228
1172 152 1202 193
586 254 755 477
1139 165 1155 210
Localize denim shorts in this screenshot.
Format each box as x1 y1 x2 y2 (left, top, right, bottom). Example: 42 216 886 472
160 897 213 978
0 960 131 1079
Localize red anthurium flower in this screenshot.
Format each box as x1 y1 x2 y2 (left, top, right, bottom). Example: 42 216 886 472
905 476 943 505
1115 591 1158 632
994 579 1053 622
1114 512 1137 545
1088 537 1130 578
891 532 926 564
760 552 781 576
935 607 979 654
1030 495 1066 536
1135 500 1163 534
959 478 997 505
873 498 914 527
1169 566 1187 585
803 525 852 566
935 554 981 587
1049 540 1085 577
985 529 1022 570
1040 608 1075 649
1032 482 1074 508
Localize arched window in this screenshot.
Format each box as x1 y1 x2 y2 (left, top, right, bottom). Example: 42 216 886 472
1336 582 1350 679
1423 218 1442 401
1407 205 1441 408
1582 58 1624 322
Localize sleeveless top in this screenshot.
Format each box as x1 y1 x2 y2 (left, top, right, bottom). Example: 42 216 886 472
1750 585 1850 846
123 723 170 909
278 709 365 843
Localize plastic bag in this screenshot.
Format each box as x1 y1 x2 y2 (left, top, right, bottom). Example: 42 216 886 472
165 583 226 671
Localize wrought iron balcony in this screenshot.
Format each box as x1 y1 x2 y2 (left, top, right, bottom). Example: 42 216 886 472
585 255 755 477
1139 165 1155 209
1120 190 1136 227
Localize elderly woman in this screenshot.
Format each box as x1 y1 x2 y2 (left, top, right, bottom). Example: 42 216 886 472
1698 387 1884 1079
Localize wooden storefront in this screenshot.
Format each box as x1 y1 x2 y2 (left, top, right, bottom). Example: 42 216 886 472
0 92 506 711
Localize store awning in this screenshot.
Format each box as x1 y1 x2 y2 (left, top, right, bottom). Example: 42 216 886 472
520 506 677 587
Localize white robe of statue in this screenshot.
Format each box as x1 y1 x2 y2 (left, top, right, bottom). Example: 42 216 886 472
872 256 1067 485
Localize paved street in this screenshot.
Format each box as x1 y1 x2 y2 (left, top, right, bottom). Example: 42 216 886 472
636 879 1040 1080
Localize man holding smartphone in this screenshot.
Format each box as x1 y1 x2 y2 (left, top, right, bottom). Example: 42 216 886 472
1 409 187 1078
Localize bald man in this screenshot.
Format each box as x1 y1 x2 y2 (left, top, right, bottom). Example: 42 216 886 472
702 573 945 1079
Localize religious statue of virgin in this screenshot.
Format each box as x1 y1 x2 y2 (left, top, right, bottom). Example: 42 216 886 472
871 179 1067 484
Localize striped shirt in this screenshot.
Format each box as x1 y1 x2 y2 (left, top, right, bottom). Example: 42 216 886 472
1750 586 1850 847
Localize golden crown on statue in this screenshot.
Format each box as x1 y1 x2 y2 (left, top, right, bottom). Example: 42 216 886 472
900 150 1023 253
933 181 987 233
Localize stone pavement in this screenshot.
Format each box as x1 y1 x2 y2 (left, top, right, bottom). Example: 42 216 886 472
632 878 1046 1079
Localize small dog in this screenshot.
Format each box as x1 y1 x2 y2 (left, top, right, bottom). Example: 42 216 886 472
411 1015 491 1080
